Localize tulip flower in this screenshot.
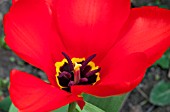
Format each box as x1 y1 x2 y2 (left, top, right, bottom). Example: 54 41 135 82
3 0 170 111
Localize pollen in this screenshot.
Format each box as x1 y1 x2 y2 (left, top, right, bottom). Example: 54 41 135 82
55 52 101 92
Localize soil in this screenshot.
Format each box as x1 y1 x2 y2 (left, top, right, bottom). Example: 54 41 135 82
0 0 170 112
120 66 170 112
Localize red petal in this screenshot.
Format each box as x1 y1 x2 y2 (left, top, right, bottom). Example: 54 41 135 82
77 100 85 110
71 7 170 97
12 0 18 4
4 0 65 85
113 7 170 66
71 53 148 96
51 0 130 58
75 7 170 96
10 70 82 112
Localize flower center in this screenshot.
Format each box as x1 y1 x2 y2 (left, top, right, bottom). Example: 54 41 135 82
55 52 100 92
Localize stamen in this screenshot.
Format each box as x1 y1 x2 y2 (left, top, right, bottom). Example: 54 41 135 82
68 81 75 86
62 52 74 71
58 71 72 79
81 54 96 70
85 68 101 77
80 78 88 82
56 53 100 92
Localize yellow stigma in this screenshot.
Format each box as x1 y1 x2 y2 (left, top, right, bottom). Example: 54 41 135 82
74 62 82 71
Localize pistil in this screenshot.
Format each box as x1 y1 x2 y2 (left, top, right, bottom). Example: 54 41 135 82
73 62 81 84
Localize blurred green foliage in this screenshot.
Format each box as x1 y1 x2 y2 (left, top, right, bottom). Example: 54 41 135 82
132 0 170 9
0 36 9 49
150 81 170 106
0 96 11 112
0 37 5 48
155 49 170 69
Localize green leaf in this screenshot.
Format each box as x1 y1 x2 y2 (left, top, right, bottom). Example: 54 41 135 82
53 105 68 112
0 96 12 112
83 93 128 112
0 37 5 48
0 78 9 90
154 49 170 69
76 101 104 112
10 103 69 112
159 5 169 9
150 80 170 106
9 103 18 112
155 55 169 69
166 49 170 59
0 36 10 49
7 94 127 112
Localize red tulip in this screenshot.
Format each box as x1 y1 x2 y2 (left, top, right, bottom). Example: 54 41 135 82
3 0 170 111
